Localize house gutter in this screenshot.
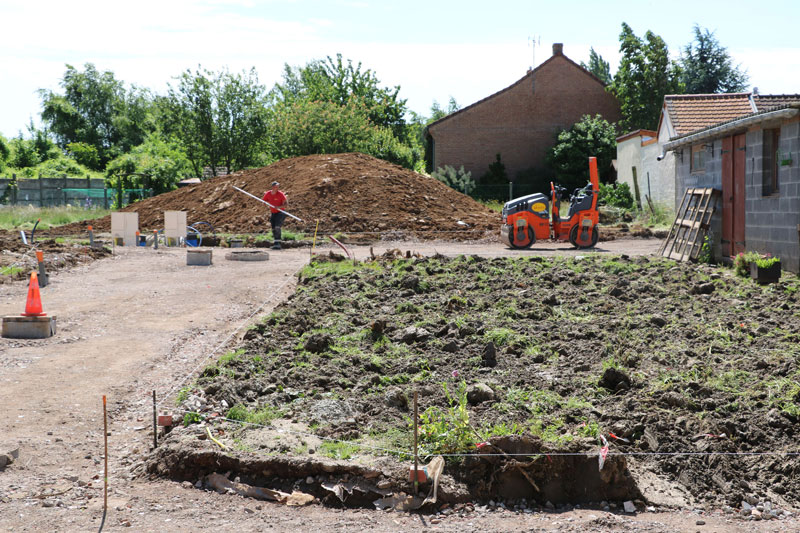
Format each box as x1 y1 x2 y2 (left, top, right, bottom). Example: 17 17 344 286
663 107 800 152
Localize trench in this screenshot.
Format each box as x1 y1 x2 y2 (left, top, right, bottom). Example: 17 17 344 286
145 434 642 509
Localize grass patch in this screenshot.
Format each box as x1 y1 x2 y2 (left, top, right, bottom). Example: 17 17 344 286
0 206 112 230
319 441 360 460
226 404 283 425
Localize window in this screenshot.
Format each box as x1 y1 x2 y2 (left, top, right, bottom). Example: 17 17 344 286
690 143 706 173
762 128 780 196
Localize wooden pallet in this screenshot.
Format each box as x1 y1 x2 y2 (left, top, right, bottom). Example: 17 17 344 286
658 188 720 261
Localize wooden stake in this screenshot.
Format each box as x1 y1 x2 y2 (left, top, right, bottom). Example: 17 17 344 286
152 390 158 449
413 390 419 496
103 395 108 516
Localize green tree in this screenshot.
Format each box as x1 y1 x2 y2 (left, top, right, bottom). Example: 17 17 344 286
67 142 100 169
8 136 40 168
105 134 193 194
679 25 749 94
581 47 612 84
0 135 8 171
428 97 460 123
269 99 414 168
164 66 270 177
39 64 152 169
546 114 618 191
608 23 684 131
272 54 407 139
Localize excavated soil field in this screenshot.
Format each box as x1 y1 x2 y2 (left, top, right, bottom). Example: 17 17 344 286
0 231 111 283
147 253 800 513
55 153 500 240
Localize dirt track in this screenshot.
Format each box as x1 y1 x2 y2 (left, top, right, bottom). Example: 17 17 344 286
0 239 796 532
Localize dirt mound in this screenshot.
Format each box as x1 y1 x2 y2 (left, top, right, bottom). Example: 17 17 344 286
55 153 499 240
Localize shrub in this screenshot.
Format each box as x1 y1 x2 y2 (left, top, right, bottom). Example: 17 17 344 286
598 182 634 209
431 165 475 195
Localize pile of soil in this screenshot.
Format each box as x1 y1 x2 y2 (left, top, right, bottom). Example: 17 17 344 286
0 231 111 283
158 254 800 510
55 153 500 240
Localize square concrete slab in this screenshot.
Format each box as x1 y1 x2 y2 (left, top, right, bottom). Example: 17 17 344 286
2 315 57 339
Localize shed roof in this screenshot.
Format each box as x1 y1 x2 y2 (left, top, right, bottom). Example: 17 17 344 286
754 94 800 111
662 93 755 137
664 103 800 150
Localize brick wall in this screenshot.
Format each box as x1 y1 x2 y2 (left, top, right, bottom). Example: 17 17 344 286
428 46 621 182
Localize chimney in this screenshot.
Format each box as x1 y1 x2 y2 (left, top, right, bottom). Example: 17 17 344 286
552 43 563 56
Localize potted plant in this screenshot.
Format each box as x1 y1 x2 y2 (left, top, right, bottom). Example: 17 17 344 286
750 254 781 284
733 251 761 277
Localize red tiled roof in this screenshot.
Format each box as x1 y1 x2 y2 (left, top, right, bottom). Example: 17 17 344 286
754 94 800 111
664 93 754 137
616 129 657 143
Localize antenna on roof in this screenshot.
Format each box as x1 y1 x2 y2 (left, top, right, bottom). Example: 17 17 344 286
528 35 540 71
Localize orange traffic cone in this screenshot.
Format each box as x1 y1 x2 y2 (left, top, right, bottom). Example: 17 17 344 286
22 272 46 317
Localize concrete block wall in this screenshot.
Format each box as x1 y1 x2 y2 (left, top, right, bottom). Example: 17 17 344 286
428 49 621 181
674 141 724 260
673 118 800 272
0 177 107 207
746 121 800 272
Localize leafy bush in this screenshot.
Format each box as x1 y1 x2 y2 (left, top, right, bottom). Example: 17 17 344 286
270 98 417 169
67 142 100 169
105 134 193 194
546 114 618 191
431 165 475 195
598 182 634 209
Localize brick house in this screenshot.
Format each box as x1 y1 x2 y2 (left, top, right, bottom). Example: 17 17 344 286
425 44 621 183
661 97 800 272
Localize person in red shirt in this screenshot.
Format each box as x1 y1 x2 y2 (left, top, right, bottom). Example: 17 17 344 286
262 181 288 249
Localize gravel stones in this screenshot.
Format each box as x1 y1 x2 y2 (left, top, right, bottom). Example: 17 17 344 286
310 399 355 424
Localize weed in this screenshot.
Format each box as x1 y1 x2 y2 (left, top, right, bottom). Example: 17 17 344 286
320 441 360 460
418 381 474 455
579 421 600 438
183 412 203 426
219 348 245 365
175 386 191 405
226 404 249 421
0 266 26 277
483 327 520 346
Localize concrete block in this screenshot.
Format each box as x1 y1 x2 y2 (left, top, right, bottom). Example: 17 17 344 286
225 251 269 261
164 211 187 245
2 315 57 339
187 250 212 266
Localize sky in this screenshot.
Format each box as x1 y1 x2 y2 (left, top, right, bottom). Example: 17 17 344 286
2 0 800 137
